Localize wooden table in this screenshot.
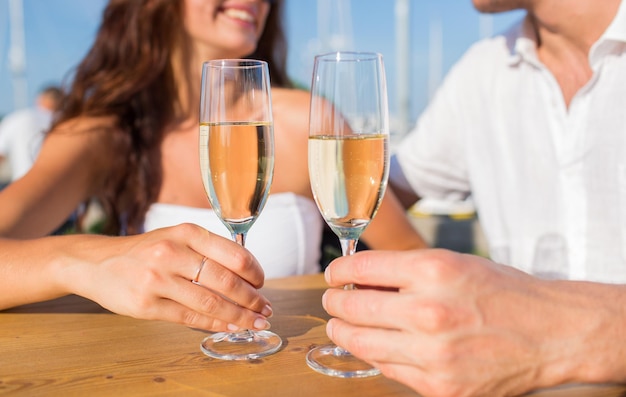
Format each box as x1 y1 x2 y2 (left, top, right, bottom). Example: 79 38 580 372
1 273 625 397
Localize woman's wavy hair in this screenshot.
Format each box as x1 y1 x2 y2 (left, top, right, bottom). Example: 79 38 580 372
52 0 289 235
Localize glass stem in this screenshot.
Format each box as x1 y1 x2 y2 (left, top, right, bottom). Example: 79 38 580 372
231 232 249 336
339 238 357 291
233 233 247 247
336 238 358 355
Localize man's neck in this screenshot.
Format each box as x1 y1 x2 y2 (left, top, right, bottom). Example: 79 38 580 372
532 0 619 56
529 0 621 106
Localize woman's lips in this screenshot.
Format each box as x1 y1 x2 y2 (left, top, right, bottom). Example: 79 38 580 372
222 7 256 25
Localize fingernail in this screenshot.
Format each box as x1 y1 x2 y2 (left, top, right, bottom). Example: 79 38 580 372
321 290 328 310
261 304 273 318
254 317 270 330
227 323 239 331
324 266 331 283
326 319 334 338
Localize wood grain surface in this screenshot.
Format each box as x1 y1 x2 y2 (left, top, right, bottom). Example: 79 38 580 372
1 273 624 397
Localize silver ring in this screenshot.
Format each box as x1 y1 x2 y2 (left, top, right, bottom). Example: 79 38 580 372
193 257 208 285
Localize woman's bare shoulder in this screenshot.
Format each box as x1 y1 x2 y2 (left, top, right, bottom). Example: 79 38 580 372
272 86 310 98
272 87 310 126
42 115 123 173
51 115 119 138
272 87 310 110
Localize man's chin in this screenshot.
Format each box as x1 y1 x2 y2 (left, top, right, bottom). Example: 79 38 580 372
471 0 527 14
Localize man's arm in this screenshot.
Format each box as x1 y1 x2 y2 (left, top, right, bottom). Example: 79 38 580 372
388 154 420 209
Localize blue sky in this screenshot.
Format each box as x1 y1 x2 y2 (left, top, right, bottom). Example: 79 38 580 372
0 0 524 126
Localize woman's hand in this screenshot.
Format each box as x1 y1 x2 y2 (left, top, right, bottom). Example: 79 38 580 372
0 223 273 332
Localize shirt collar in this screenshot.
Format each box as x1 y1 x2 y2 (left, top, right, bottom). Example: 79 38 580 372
599 0 626 43
504 1 626 68
588 0 626 66
504 14 540 67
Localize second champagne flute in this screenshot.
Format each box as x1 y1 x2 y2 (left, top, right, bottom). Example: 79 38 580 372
198 59 282 360
307 52 390 377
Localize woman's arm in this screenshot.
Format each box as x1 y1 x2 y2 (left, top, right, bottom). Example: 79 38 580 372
0 117 113 238
271 88 428 251
361 186 428 250
0 223 273 332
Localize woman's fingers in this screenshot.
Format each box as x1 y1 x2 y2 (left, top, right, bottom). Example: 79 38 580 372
139 224 271 316
192 255 271 315
88 224 273 332
143 225 272 330
155 270 271 331
183 223 265 288
152 282 271 332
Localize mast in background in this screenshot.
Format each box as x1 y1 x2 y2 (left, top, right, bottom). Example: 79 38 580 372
479 13 494 39
317 0 353 52
8 0 28 110
428 15 443 102
395 0 411 137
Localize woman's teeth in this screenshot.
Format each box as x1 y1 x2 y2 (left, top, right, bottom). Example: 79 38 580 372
223 9 255 23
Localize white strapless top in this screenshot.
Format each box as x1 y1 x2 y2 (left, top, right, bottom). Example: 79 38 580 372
143 193 324 279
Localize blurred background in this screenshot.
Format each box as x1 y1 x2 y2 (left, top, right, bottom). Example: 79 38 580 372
0 0 523 126
0 0 523 253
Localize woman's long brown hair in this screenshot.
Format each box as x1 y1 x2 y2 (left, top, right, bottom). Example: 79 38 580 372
52 0 290 235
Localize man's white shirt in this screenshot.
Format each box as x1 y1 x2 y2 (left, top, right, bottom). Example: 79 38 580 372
395 0 626 282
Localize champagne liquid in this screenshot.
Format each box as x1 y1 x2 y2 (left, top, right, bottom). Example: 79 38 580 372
200 122 274 235
308 134 389 240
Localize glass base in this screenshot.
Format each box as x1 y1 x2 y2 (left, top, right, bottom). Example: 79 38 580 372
200 330 282 360
306 344 381 378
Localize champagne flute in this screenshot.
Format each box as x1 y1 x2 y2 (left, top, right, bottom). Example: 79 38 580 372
307 52 389 377
198 59 282 360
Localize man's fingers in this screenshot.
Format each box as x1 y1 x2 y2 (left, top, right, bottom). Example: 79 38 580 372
323 288 460 334
374 362 431 397
322 288 405 330
326 318 430 367
325 250 420 289
326 249 466 290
